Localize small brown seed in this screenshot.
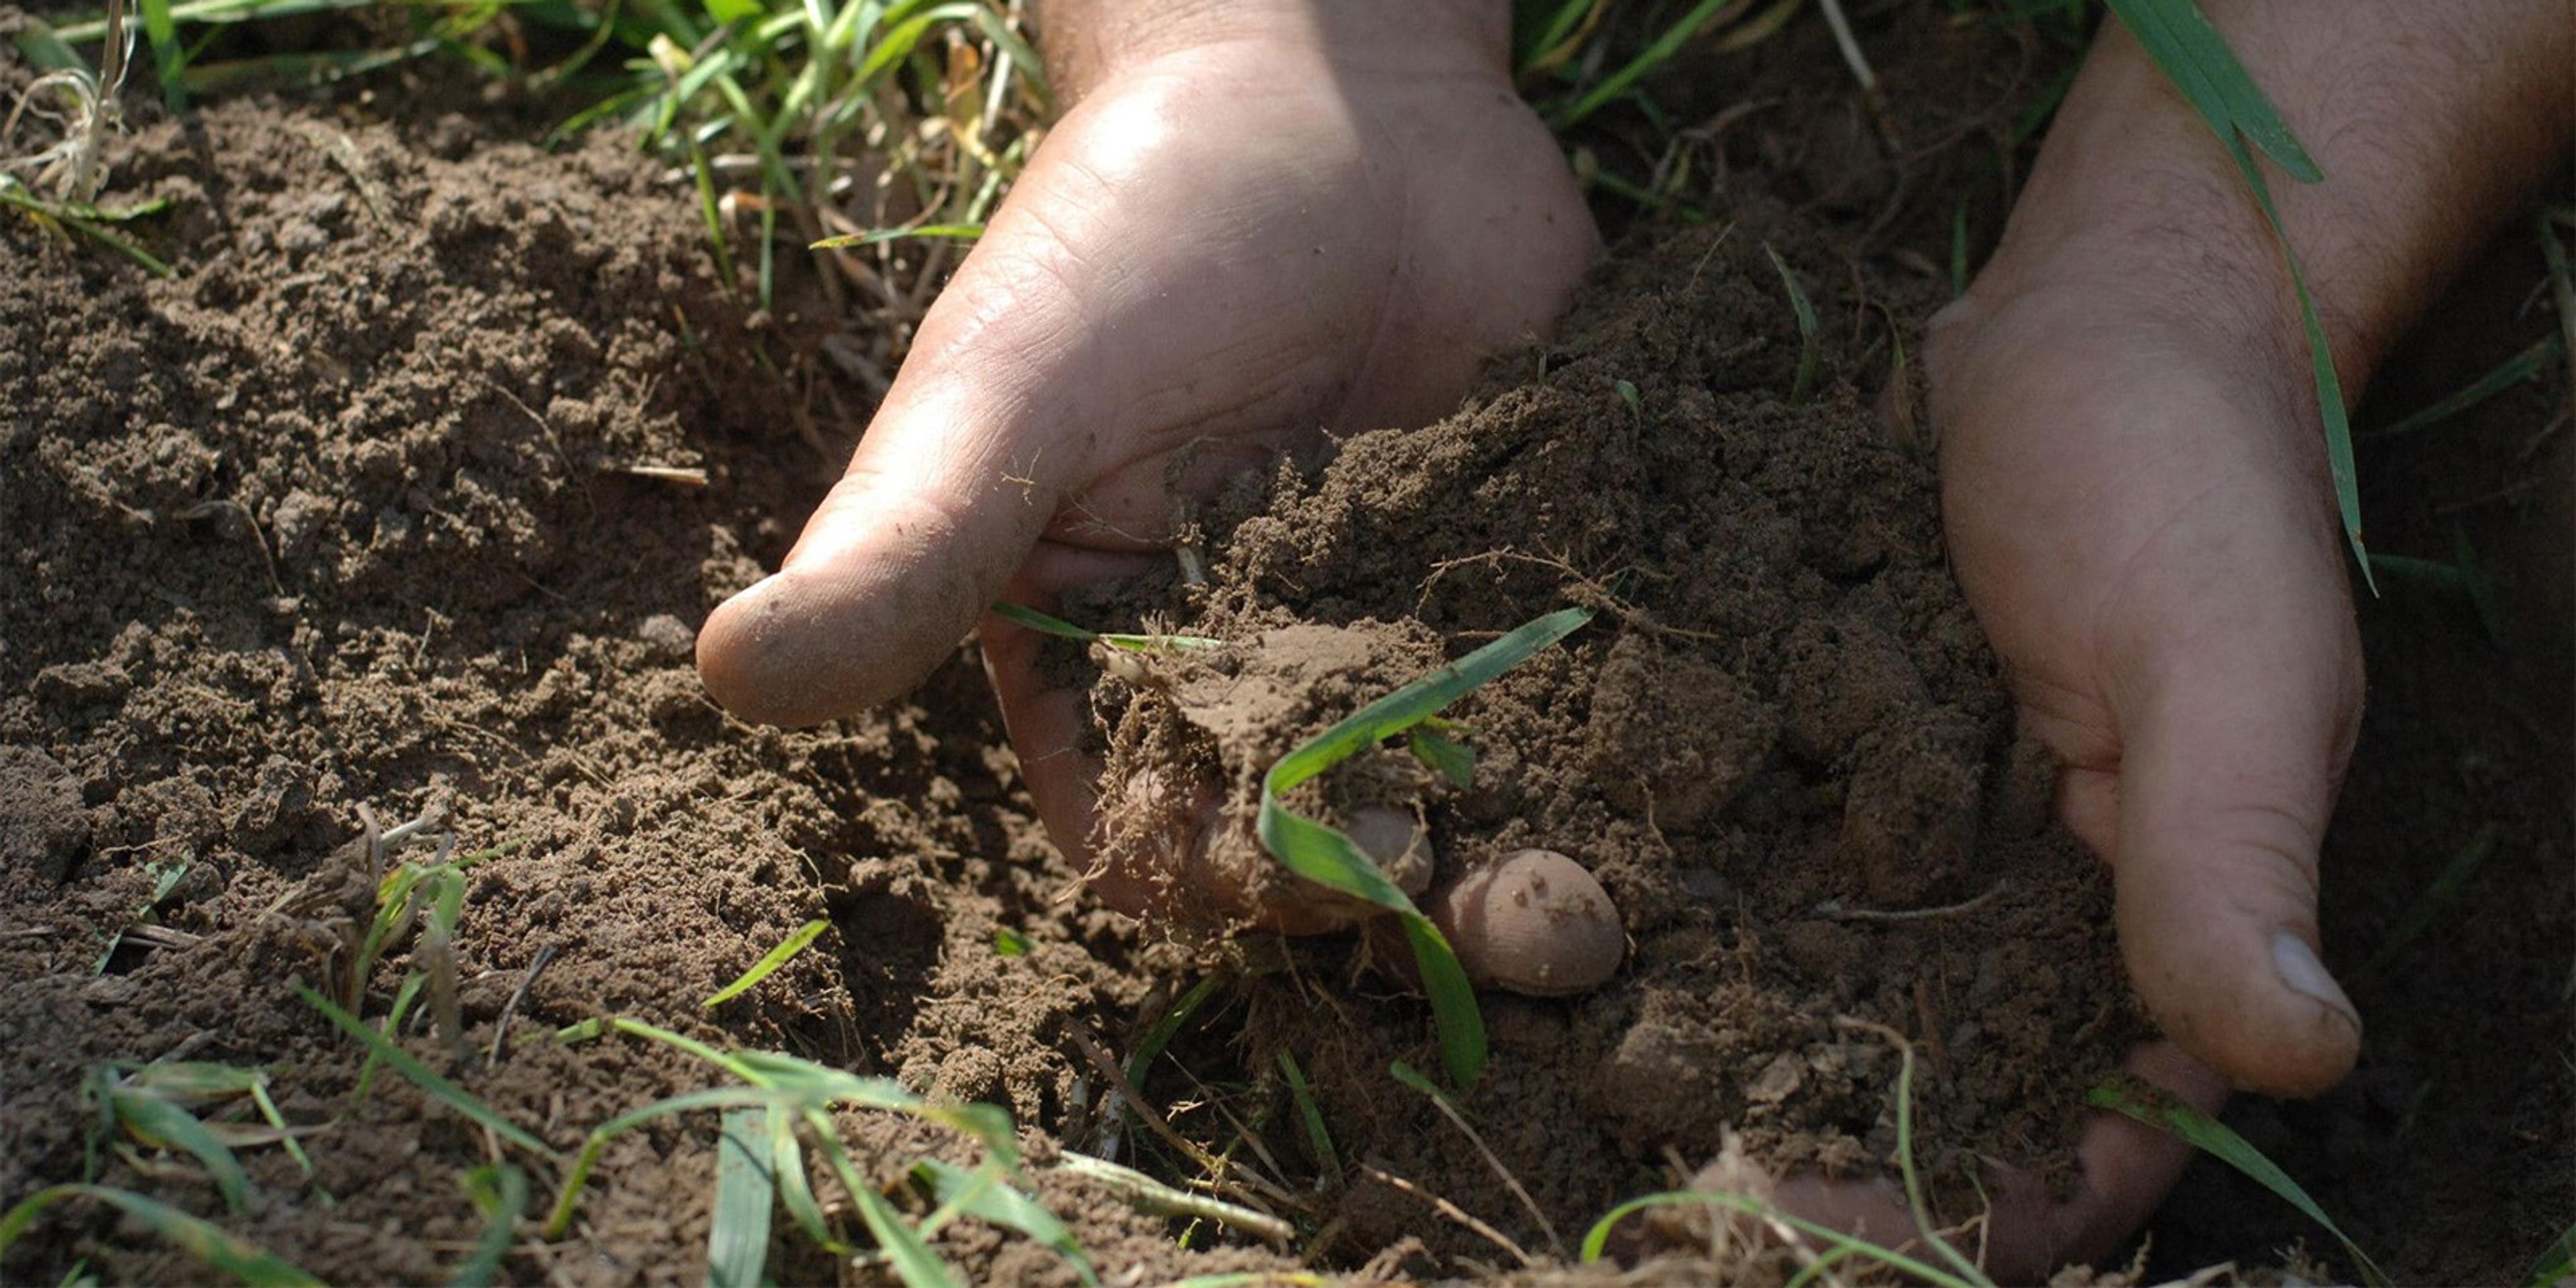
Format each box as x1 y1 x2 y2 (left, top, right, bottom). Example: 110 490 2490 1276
1430 848 1624 998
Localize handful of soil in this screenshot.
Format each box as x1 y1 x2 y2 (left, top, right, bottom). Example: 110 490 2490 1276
1072 212 2144 1252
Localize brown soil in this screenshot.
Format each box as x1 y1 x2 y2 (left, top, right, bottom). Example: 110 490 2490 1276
0 85 1273 1288
1 5 2567 1287
1079 211 2141 1263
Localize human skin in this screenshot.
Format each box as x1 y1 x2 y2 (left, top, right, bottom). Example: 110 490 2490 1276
696 0 2573 1271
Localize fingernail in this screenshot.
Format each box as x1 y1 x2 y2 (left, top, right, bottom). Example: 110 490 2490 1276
2270 932 2358 1028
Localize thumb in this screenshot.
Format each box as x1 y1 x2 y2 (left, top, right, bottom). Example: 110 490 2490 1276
697 230 1099 727
2108 582 2365 1096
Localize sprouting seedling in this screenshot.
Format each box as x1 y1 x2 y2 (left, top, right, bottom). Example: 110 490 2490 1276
2 0 127 205
2089 1079 2390 1287
1256 604 1597 1087
702 918 828 1007
547 1016 1086 1288
349 833 520 1013
85 1062 317 1214
1763 244 1820 406
450 1164 525 1288
987 601 1224 653
92 856 191 975
1274 1052 1339 1178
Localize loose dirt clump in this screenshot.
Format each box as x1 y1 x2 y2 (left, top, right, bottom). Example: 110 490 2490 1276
1080 211 2145 1261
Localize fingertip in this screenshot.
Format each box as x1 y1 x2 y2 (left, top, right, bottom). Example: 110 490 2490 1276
697 574 826 727
2254 930 2363 1094
2118 892 2359 1096
697 560 968 727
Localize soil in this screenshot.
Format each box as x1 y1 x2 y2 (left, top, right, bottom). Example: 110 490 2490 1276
1078 210 2142 1264
1 5 2567 1287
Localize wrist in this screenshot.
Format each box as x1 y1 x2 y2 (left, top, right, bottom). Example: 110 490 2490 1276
1030 0 1509 103
1978 0 2572 398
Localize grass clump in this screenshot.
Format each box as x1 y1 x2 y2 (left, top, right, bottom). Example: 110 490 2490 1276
548 1014 1090 1287
85 1061 316 1214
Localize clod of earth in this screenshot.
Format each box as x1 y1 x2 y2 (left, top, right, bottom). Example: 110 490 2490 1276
1430 849 1624 997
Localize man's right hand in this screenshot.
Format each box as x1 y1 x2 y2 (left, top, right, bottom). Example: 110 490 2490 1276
694 1 1598 921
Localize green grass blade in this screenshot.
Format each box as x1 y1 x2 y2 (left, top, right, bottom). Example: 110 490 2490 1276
2104 0 2367 582
704 918 829 1007
0 189 176 277
1514 0 1603 76
2105 0 2318 179
913 1158 1095 1285
1388 1059 1467 1118
547 1087 784 1238
1265 606 1595 795
117 1061 262 1100
356 972 425 1102
449 1163 526 1288
1577 1189 1979 1288
808 221 985 250
1764 244 1820 405
136 0 189 112
2088 1082 2388 1287
1407 729 1474 788
2526 1220 2576 1288
806 1112 964 1288
1550 0 1742 128
853 3 979 86
2363 821 2502 975
986 601 1223 653
2540 211 2576 400
1274 1053 1339 1177
0 1185 321 1286
965 8 1046 106
710 1108 776 1288
688 138 738 300
294 984 549 1155
177 40 438 93
1258 604 1595 1087
109 1087 251 1214
1124 975 1223 1091
1868 1027 1990 1287
1150 1277 1332 1288
2374 333 2563 439
769 1106 844 1253
8 15 86 69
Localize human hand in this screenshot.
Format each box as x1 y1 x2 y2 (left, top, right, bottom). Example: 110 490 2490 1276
1878 0 2567 1267
696 1 1597 930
